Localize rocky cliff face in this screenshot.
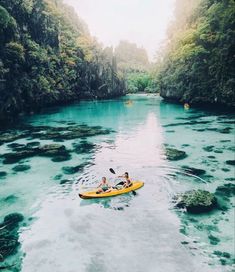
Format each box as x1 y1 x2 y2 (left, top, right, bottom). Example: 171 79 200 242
158 0 235 109
160 86 235 108
0 0 125 123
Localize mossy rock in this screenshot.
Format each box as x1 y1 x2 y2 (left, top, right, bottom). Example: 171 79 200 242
220 258 226 265
51 154 71 162
223 252 231 259
165 148 187 161
208 234 220 245
0 126 110 171
226 160 235 166
3 213 24 226
60 179 71 185
4 195 19 204
0 237 20 260
38 144 66 156
73 141 96 154
214 149 223 154
181 166 206 176
215 183 235 197
215 252 231 259
2 143 70 164
62 165 83 175
7 143 25 150
175 190 217 213
225 177 235 181
219 127 232 134
207 155 216 159
62 162 90 175
12 164 31 172
38 144 71 159
0 212 24 261
203 145 214 152
0 171 7 179
26 141 40 148
213 250 223 256
30 124 113 141
0 133 22 144
53 174 63 180
221 168 230 172
2 149 37 164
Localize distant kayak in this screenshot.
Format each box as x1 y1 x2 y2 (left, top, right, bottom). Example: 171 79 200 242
124 100 133 106
79 181 144 199
184 103 190 110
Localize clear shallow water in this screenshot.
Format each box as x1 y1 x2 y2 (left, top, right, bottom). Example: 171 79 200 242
0 94 234 271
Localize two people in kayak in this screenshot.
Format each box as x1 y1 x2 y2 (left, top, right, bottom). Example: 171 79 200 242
96 172 132 194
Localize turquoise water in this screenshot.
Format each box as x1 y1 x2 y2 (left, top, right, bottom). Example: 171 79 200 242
0 94 234 272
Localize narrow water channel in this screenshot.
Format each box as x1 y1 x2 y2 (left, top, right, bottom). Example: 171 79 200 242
0 94 234 272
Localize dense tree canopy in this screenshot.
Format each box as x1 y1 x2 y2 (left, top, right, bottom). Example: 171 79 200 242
157 0 235 108
114 40 156 93
0 0 125 123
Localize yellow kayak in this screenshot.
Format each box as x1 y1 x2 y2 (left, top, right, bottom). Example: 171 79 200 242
79 181 144 199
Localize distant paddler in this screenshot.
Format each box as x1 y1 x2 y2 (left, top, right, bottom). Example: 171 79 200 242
124 100 133 106
184 103 190 110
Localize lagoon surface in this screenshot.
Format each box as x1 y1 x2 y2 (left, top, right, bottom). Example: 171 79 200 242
0 94 234 272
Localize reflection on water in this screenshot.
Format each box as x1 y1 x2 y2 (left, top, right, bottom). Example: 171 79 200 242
0 94 234 272
80 193 134 210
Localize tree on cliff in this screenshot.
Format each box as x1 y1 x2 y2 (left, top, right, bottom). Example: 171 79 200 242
156 0 235 108
0 0 125 122
114 40 156 93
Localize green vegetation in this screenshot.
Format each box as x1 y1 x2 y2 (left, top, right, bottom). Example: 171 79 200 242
126 71 156 93
156 0 235 108
0 0 125 123
1 0 233 121
114 41 156 93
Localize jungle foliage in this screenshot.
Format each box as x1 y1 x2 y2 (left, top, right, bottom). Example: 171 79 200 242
0 0 125 122
157 0 235 108
114 41 156 93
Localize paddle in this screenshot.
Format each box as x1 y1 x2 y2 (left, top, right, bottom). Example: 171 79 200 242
109 168 116 174
109 168 124 187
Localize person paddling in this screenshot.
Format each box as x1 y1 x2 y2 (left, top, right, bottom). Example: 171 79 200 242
96 177 111 194
117 172 132 188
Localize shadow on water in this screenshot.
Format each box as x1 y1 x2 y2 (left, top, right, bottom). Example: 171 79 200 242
79 192 135 210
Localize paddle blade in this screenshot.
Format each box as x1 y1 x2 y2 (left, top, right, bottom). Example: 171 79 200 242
109 168 116 174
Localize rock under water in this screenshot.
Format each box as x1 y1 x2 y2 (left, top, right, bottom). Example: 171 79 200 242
0 213 24 262
165 148 187 161
181 166 206 176
175 190 217 213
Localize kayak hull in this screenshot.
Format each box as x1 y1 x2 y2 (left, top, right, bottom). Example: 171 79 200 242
79 181 144 199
